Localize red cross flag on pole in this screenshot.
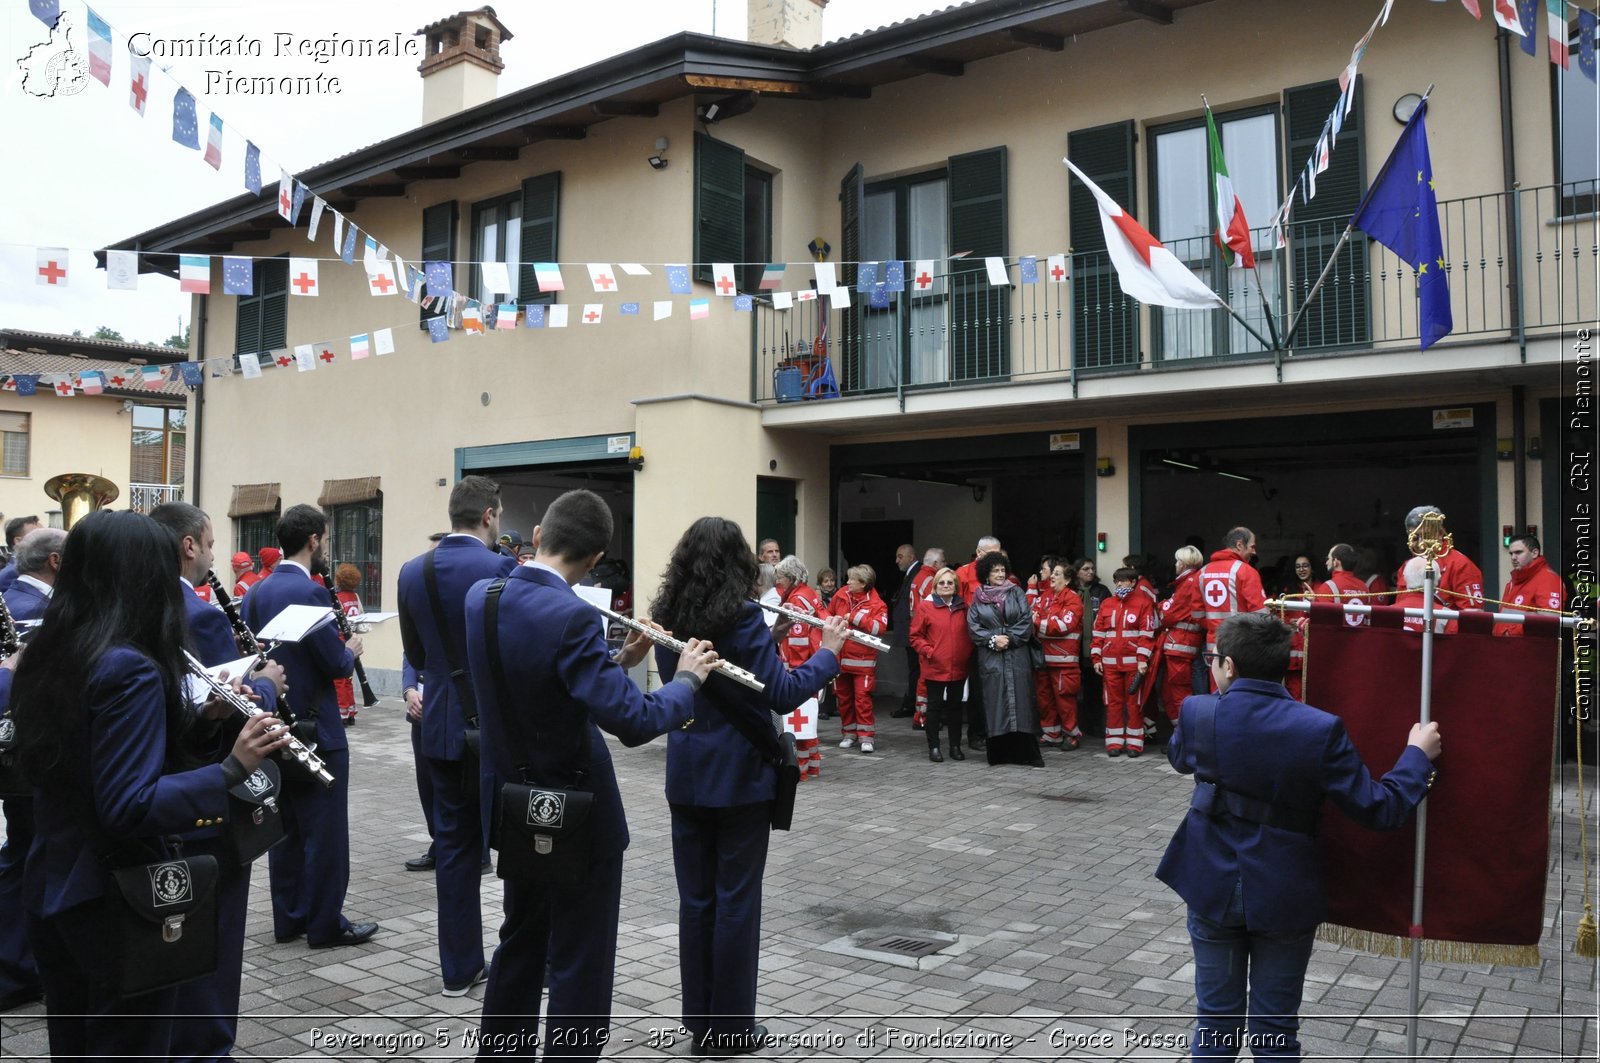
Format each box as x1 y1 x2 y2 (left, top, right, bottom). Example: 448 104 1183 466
36 248 68 287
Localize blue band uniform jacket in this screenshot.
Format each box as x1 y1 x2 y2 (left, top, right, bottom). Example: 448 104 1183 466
241 563 354 754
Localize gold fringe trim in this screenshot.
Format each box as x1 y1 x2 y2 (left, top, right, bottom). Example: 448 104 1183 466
1317 925 1542 967
1577 910 1598 960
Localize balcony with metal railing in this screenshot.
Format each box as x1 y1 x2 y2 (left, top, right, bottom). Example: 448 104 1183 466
128 482 183 513
752 183 1596 405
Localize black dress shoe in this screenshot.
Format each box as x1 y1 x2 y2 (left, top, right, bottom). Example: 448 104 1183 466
928 747 944 763
274 929 305 944
481 858 493 874
891 707 914 718
949 745 966 761
968 737 986 751
308 922 379 949
404 853 435 872
710 1025 769 1059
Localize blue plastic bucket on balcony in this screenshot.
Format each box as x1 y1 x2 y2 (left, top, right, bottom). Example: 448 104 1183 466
774 365 803 402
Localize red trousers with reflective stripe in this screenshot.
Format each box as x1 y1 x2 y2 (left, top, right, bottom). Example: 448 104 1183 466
1035 669 1081 738
1161 656 1193 723
835 671 876 741
1101 668 1143 751
795 737 821 776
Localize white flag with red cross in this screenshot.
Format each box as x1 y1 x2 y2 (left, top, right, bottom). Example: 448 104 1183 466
780 698 819 741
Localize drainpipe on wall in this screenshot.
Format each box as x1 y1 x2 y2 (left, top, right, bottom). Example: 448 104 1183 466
191 293 206 509
1496 28 1526 364
1513 383 1527 530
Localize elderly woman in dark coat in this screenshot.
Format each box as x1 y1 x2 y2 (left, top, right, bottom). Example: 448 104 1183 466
966 551 1044 767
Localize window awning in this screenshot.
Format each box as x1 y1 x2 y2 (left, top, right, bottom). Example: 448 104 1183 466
227 482 280 518
318 476 381 508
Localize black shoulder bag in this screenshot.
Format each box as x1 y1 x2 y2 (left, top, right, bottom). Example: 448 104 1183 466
221 757 285 865
482 578 595 886
424 550 483 789
0 712 24 797
702 679 799 832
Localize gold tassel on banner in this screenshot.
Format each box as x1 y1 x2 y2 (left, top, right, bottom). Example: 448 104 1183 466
1574 623 1597 959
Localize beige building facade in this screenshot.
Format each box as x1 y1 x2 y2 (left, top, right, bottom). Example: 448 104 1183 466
115 0 1594 687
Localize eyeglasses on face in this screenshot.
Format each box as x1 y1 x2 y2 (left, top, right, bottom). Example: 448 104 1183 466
1201 652 1221 667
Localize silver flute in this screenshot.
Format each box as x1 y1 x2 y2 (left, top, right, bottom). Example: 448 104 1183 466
756 598 890 653
589 603 766 693
183 650 336 788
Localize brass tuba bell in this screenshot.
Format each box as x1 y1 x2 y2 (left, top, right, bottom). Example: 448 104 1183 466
44 473 120 530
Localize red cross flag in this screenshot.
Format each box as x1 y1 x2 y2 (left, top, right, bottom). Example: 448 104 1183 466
586 264 617 292
582 304 604 324
912 260 935 292
781 697 819 741
277 172 295 221
1047 254 1068 283
288 258 319 297
36 248 68 287
366 262 398 297
712 263 738 296
1063 158 1221 311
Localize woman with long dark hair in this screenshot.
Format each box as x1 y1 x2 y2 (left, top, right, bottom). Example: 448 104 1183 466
651 517 845 1057
12 510 288 1060
966 552 1044 767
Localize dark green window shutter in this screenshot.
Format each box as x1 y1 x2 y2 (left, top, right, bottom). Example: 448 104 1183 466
234 300 260 357
232 257 286 356
519 171 561 306
694 133 745 285
420 200 457 328
838 162 864 391
1068 120 1139 369
948 146 1009 381
1284 77 1367 349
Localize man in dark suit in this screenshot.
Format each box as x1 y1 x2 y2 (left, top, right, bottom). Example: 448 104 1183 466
397 475 515 997
242 503 379 950
0 525 59 1013
149 501 288 1060
890 543 922 718
0 516 42 596
464 488 717 1062
1158 612 1441 1060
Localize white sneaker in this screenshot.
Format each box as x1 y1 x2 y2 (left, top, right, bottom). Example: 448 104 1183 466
442 966 488 997
860 740 875 754
838 737 855 748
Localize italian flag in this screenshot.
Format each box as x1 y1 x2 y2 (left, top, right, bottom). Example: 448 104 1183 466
1548 0 1569 69
1206 106 1255 269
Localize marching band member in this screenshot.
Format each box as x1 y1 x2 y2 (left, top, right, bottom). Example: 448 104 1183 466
651 517 843 1056
828 565 887 754
773 555 826 779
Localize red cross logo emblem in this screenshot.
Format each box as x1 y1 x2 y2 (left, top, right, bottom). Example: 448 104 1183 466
1049 262 1066 282
914 271 932 290
786 707 810 731
318 348 335 363
275 355 292 367
54 381 72 396
130 72 148 111
37 260 66 285
110 375 126 386
370 272 394 294
716 275 735 296
584 310 600 323
292 272 316 295
279 185 292 215
594 273 615 291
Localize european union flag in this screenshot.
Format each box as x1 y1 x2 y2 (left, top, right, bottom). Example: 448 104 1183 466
1019 256 1039 284
857 261 879 289
883 260 905 292
244 142 262 195
179 362 203 387
340 225 357 265
425 261 453 300
620 302 640 316
172 88 199 149
666 264 692 295
524 305 546 328
1518 0 1537 56
1580 9 1597 84
1352 100 1452 350
427 316 449 343
13 375 38 396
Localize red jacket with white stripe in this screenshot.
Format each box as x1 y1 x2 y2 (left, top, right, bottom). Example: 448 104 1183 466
1157 568 1205 657
1033 587 1084 671
910 566 936 614
828 587 886 672
909 594 973 681
1091 593 1157 671
1316 570 1371 627
1197 550 1267 649
777 582 824 668
1495 556 1565 637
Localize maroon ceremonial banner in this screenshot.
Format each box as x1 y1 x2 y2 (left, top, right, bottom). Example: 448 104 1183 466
1304 602 1563 963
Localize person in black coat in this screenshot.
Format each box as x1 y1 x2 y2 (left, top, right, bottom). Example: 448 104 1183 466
966 552 1043 767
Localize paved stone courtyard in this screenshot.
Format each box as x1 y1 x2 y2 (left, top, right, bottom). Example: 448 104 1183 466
2 694 1596 1060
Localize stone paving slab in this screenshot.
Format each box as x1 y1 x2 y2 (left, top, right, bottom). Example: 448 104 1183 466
2 694 1596 1060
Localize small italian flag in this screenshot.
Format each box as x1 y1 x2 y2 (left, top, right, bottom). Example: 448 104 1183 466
1206 105 1255 269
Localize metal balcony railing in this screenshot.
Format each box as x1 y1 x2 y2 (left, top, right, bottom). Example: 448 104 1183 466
128 482 183 513
751 182 1599 404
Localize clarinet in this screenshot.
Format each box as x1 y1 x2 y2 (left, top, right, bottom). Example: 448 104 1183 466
0 591 18 658
183 650 334 787
205 571 324 782
314 562 379 707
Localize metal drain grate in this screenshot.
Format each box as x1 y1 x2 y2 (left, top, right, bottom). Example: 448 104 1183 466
856 933 948 959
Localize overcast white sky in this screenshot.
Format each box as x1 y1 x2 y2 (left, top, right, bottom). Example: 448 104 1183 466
0 0 948 347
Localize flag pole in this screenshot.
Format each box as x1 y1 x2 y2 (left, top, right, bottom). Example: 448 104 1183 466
1214 293 1275 352
1282 86 1433 350
1204 95 1282 353
1404 506 1446 1062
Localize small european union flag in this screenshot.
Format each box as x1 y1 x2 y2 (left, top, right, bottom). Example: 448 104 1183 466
868 283 889 309
734 294 753 312
223 257 253 296
179 362 203 387
13 375 38 396
427 316 449 343
341 226 357 265
1579 9 1597 84
425 261 453 300
666 265 692 295
883 260 905 292
1352 100 1452 350
1019 256 1039 284
525 305 546 328
244 142 262 195
620 302 640 316
857 261 879 288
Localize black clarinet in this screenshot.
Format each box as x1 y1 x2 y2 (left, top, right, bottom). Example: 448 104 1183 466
314 562 379 707
0 590 18 658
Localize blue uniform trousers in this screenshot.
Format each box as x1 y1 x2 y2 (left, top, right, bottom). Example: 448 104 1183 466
1187 883 1315 1061
169 848 251 1062
412 721 437 860
0 796 39 1003
268 747 352 944
28 898 183 1060
425 755 485 986
669 801 771 1044
478 854 623 1060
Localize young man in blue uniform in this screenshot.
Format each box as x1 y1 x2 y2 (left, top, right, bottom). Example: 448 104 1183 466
1158 611 1442 1060
397 475 516 997
464 488 718 1061
243 503 379 950
150 501 289 1060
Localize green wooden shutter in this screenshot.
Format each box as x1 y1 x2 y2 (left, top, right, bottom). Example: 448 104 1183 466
838 162 864 391
948 146 1009 381
420 201 457 328
694 133 745 284
259 258 287 351
233 299 260 356
519 172 561 305
1284 77 1367 349
1067 120 1139 369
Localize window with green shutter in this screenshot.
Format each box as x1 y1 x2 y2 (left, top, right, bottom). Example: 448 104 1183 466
518 172 560 305
232 256 287 358
1284 77 1367 349
1068 121 1140 370
947 146 1008 381
420 200 458 328
695 134 744 284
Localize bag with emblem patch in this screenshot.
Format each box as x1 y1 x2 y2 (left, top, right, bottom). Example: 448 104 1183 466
0 712 26 798
221 757 285 865
491 782 595 886
104 852 221 998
